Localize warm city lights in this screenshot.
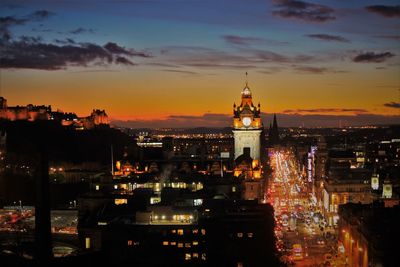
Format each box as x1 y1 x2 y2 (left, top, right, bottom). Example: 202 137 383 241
0 1 399 266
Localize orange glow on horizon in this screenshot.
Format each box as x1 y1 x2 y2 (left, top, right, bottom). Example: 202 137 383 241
1 68 399 121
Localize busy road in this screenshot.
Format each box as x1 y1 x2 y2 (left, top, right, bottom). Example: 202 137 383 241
267 149 339 266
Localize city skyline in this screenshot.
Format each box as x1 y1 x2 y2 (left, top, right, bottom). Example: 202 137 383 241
1 0 399 127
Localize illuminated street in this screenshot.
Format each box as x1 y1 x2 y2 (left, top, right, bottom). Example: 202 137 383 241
0 208 78 258
268 149 339 266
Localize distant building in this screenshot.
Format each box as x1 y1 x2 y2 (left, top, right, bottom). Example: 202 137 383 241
0 97 109 129
320 168 375 226
314 135 328 181
268 114 280 146
0 97 51 121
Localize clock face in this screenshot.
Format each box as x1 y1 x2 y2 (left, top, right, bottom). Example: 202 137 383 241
242 117 251 127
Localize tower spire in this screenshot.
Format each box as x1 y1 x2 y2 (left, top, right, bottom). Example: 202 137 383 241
245 72 248 87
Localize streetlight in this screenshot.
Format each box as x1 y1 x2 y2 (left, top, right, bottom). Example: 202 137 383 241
19 200 22 209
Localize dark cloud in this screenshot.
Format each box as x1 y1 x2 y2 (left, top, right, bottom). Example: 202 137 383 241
253 50 290 62
115 56 134 65
283 108 368 114
0 39 149 70
374 35 400 40
272 0 335 22
32 27 53 33
115 57 134 66
366 5 400 18
353 52 395 63
0 10 53 40
69 27 96 34
29 10 54 20
104 42 134 55
0 16 28 40
157 46 320 71
222 35 286 46
0 16 27 26
111 112 400 128
161 46 259 69
54 38 76 45
223 35 263 45
19 35 42 43
306 34 349 43
104 42 151 57
0 9 150 70
384 102 400 109
292 65 347 74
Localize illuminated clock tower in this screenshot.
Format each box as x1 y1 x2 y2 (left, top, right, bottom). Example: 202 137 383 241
233 78 263 161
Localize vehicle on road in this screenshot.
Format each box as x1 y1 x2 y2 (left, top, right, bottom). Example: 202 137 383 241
292 244 303 261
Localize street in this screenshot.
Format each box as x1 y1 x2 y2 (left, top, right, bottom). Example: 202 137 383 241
267 149 339 266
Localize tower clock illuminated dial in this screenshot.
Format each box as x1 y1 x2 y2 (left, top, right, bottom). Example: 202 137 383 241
242 117 251 127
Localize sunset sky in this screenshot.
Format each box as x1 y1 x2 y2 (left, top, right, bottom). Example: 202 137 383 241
1 0 399 127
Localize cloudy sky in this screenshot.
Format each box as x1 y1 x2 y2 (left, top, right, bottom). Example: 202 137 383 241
0 0 399 127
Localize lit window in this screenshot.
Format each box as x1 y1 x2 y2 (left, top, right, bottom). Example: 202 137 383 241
201 229 206 235
193 241 198 246
114 185 118 190
185 253 191 260
193 253 199 259
170 242 176 246
232 186 236 192
127 240 133 246
163 241 169 246
95 185 100 191
194 199 203 206
237 233 243 238
192 229 198 234
177 229 184 235
185 243 191 248
115 199 127 205
247 233 253 238
201 253 206 261
178 243 183 248
150 197 161 204
171 229 176 234
85 237 91 249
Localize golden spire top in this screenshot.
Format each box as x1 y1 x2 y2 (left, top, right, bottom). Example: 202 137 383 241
241 72 252 97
